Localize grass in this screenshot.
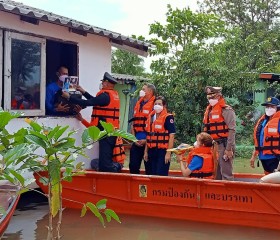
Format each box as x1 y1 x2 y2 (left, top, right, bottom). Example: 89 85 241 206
124 150 264 174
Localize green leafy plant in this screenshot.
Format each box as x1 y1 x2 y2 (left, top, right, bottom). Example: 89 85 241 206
0 109 136 240
235 145 255 158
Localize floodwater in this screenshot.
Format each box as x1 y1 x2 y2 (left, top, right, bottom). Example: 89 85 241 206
2 201 279 240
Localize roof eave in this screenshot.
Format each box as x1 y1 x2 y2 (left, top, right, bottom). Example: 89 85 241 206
0 0 151 56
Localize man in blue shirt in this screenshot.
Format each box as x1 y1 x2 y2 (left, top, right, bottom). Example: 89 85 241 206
45 66 70 115
250 97 280 174
129 84 156 174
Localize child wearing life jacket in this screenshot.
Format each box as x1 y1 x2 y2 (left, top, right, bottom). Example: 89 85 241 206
177 132 216 179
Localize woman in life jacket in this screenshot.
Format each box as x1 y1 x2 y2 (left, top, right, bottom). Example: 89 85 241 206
144 96 176 176
177 132 216 179
250 97 280 174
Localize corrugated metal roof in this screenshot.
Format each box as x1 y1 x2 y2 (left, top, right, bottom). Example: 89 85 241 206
112 73 149 82
0 0 150 54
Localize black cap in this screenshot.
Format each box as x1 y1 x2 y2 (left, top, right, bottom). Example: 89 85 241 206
101 72 118 84
261 97 280 106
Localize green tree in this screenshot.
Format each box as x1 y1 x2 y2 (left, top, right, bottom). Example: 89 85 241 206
112 49 145 76
147 3 280 143
199 0 280 70
148 5 225 142
199 0 280 38
112 35 147 76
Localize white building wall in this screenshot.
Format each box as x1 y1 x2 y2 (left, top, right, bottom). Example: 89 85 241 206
0 12 113 173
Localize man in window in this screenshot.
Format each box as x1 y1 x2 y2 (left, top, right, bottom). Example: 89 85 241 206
45 66 70 115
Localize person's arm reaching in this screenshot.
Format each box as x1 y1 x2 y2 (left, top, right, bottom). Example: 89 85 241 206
62 91 110 107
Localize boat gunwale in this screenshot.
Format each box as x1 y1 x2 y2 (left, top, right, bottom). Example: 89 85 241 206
0 187 20 237
59 170 280 190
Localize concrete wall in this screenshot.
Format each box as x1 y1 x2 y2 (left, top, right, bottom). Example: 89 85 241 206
0 11 111 118
0 11 114 175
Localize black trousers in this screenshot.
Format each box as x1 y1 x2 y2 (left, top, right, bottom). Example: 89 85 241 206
260 158 280 173
129 143 152 175
148 148 170 176
99 136 122 172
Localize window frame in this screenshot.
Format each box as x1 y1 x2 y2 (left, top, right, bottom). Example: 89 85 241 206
3 31 46 116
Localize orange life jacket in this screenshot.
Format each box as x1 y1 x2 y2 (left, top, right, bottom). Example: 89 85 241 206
186 146 214 179
253 111 280 155
112 137 126 164
11 99 18 109
19 102 36 109
146 109 172 149
130 96 155 133
11 98 24 109
203 98 229 140
90 89 120 128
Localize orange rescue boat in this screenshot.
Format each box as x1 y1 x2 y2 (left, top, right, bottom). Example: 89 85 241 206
34 170 280 231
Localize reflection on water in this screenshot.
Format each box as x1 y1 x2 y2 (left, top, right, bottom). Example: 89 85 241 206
3 202 279 240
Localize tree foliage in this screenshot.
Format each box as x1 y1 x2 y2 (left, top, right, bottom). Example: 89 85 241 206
199 0 280 38
148 5 225 142
147 3 280 143
112 35 146 76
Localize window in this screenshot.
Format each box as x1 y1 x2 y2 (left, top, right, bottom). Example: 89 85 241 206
267 87 276 98
4 32 46 116
2 31 78 116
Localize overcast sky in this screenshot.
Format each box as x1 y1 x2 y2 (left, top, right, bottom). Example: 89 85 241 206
19 0 198 71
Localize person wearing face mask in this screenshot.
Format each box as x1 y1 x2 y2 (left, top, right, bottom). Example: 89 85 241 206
62 72 125 173
45 66 70 115
203 86 236 181
250 97 280 174
144 96 175 176
129 83 156 175
176 132 216 179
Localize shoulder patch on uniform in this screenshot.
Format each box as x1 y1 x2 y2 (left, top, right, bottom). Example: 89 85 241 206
224 105 233 110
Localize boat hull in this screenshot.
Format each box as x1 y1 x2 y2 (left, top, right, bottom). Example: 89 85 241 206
34 170 280 230
0 183 20 237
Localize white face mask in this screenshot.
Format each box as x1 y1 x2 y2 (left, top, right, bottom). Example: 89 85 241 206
208 99 218 106
265 107 276 117
99 82 104 90
139 90 146 97
59 75 68 82
154 104 163 113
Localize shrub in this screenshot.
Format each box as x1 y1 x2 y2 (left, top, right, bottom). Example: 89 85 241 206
235 145 254 158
